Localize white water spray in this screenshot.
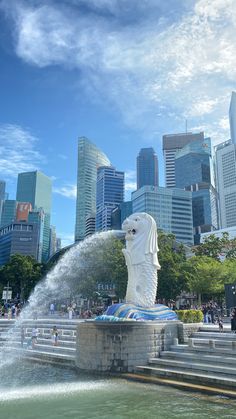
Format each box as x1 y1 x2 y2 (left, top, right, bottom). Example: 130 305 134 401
0 230 124 368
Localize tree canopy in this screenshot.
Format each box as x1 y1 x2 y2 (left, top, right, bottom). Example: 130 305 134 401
0 254 44 301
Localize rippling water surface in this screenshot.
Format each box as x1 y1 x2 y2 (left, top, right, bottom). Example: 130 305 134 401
0 362 236 419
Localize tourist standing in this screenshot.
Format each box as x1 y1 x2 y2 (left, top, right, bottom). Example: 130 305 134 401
231 307 236 333
218 316 223 332
51 326 59 346
67 305 74 320
50 302 55 315
31 327 39 348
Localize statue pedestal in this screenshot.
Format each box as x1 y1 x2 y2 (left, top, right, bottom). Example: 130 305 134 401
76 320 180 373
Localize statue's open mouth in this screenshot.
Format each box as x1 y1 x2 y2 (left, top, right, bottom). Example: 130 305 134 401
128 229 136 235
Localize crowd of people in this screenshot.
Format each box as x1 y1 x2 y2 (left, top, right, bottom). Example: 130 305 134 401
0 302 22 319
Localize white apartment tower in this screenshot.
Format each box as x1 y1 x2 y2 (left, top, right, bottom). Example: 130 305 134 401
215 140 236 228
229 91 236 145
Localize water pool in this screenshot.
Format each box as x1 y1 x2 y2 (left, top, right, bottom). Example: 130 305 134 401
0 362 235 419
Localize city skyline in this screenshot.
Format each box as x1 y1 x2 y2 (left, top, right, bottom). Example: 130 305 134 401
1 0 236 245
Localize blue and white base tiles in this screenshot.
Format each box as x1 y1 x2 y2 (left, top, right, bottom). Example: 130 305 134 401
95 303 178 322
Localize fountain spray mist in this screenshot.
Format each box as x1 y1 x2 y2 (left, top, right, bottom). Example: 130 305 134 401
0 230 123 369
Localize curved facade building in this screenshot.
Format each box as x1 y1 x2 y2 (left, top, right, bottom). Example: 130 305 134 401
75 137 110 242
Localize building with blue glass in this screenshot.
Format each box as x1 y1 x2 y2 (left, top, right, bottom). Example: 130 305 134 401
137 148 158 189
16 171 52 262
28 209 45 262
0 222 40 266
0 200 17 227
96 166 124 232
111 201 133 230
163 132 204 188
0 180 6 225
75 137 111 241
175 137 218 244
132 186 193 245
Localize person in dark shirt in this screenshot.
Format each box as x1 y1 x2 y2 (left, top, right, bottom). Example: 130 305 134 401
231 307 236 333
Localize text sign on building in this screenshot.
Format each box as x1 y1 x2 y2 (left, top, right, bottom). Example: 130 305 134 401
2 290 12 300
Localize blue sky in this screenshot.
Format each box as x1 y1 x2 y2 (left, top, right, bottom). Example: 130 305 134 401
0 0 235 246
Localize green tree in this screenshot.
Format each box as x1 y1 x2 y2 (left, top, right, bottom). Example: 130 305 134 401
193 232 236 260
222 259 236 284
0 254 43 301
182 256 225 304
75 236 127 300
157 232 187 301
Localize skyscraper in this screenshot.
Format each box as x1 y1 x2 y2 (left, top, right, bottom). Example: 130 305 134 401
163 132 204 188
0 180 6 225
75 137 110 241
132 186 193 245
0 200 17 227
137 148 158 189
229 91 236 145
0 222 40 266
96 166 124 232
215 140 236 228
16 171 52 262
175 137 218 243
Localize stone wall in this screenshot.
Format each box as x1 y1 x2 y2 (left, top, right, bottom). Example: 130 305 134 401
76 320 180 373
177 322 202 344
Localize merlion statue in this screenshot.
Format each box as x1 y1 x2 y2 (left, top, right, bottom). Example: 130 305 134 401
97 212 177 321
122 213 160 307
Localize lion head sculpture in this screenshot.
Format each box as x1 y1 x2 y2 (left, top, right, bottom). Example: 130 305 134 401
122 212 160 268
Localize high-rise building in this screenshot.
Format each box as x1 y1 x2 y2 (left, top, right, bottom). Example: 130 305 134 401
111 201 133 230
0 180 6 225
175 137 218 243
137 148 158 189
132 186 194 245
215 140 236 228
16 171 52 214
16 171 52 262
16 202 32 222
163 132 204 188
28 209 45 262
75 137 110 241
0 221 40 266
49 225 57 258
96 166 124 232
229 91 236 145
0 200 17 227
85 213 96 238
56 238 61 252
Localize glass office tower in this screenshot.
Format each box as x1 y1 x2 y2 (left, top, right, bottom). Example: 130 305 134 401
96 166 124 232
132 186 193 245
16 171 52 262
75 137 110 241
0 200 17 227
163 132 204 188
0 180 6 225
137 148 159 189
175 137 218 244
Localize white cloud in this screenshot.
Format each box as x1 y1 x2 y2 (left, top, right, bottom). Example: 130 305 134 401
53 183 77 199
58 154 68 160
0 123 45 177
1 0 236 142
